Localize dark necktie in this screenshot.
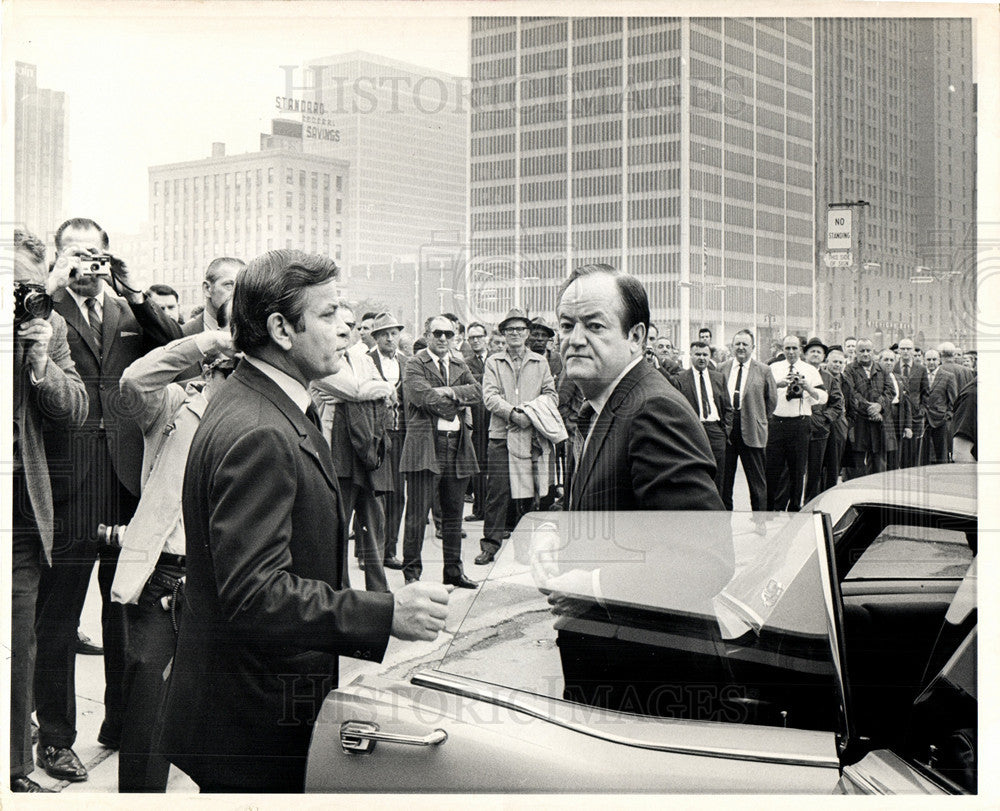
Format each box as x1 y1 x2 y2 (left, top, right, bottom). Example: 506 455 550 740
902 362 910 380
733 363 744 411
305 404 322 432
440 359 449 385
573 403 595 464
698 370 711 419
85 297 103 352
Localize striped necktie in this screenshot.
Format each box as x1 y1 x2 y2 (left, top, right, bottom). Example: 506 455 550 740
85 297 103 352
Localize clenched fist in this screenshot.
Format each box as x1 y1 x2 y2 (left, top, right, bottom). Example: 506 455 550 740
390 582 450 642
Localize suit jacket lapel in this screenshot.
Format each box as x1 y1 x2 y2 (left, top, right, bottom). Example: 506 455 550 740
571 362 644 507
100 295 122 365
235 361 340 492
421 350 446 385
54 291 101 362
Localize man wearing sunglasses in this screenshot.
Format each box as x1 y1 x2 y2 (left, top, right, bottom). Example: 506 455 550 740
12 230 89 793
399 316 482 588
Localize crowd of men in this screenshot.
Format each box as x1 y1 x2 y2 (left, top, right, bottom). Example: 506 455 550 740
12 221 977 794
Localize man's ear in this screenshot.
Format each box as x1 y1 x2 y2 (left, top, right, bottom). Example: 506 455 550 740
266 312 294 351
203 279 212 298
627 322 646 351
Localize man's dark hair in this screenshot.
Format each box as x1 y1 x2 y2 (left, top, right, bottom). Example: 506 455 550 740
413 336 428 351
231 250 339 353
690 340 710 351
845 335 856 343
467 321 487 337
733 329 755 346
698 327 712 338
205 256 245 283
148 283 179 299
557 263 649 337
361 311 377 322
55 217 110 250
14 228 46 263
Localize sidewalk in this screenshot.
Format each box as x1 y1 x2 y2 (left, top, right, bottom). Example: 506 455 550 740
37 507 493 794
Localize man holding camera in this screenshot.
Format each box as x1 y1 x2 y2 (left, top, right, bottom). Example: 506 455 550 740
764 335 827 511
12 230 89 793
34 217 181 783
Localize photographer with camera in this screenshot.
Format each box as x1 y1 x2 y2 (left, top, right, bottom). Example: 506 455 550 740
11 230 89 793
34 217 182 784
107 328 236 792
764 335 827 511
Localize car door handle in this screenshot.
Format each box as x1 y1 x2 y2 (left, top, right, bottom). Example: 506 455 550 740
340 721 448 754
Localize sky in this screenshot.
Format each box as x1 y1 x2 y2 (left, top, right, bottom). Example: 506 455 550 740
4 0 997 241
5 1 471 236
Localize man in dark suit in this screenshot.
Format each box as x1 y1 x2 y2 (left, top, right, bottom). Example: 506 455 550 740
803 338 844 502
399 315 482 588
35 217 181 782
546 263 726 716
12 230 89 793
180 256 244 335
892 338 928 468
159 250 448 793
718 330 777 511
670 341 732 500
462 321 490 521
821 347 851 491
368 312 407 569
920 349 958 465
557 264 722 512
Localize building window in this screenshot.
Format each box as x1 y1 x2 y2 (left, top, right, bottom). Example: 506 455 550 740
336 199 342 214
286 168 294 184
336 176 343 192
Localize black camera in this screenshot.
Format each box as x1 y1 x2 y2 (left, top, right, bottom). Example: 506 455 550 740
785 373 804 400
14 283 53 325
96 523 127 547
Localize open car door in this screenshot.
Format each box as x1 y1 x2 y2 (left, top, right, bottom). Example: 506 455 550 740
306 511 855 793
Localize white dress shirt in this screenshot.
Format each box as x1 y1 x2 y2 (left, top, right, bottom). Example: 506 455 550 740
245 355 311 414
726 360 748 409
770 358 827 417
66 282 108 322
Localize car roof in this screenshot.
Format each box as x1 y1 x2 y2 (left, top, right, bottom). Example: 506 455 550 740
804 464 977 522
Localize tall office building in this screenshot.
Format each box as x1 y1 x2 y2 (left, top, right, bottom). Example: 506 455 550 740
148 136 350 313
289 52 466 323
14 62 68 238
469 17 816 349
814 18 975 349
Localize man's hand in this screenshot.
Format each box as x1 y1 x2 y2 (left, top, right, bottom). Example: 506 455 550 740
866 402 881 419
431 386 456 400
18 317 53 378
510 410 532 428
390 582 450 641
529 525 562 589
903 427 913 440
197 329 236 360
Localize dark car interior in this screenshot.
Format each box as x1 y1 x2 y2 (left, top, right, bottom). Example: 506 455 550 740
832 504 976 791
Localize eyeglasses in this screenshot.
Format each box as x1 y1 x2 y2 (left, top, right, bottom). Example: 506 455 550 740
431 329 455 340
468 333 487 340
503 326 528 334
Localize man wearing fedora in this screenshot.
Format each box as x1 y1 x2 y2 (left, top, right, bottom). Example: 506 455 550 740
803 337 844 502
368 312 407 570
528 315 563 379
477 308 558 565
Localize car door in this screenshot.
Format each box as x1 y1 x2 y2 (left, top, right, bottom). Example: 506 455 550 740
306 511 848 793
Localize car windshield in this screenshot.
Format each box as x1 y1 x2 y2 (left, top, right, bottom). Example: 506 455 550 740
435 511 844 733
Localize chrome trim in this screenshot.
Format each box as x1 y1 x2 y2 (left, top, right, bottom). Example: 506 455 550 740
340 720 447 754
410 671 839 769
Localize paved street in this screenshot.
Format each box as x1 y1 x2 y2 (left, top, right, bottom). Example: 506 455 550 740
39 472 752 794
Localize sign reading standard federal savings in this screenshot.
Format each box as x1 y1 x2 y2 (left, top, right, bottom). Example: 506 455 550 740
827 208 853 251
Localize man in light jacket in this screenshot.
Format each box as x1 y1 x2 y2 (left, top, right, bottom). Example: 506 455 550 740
113 329 236 791
477 308 558 566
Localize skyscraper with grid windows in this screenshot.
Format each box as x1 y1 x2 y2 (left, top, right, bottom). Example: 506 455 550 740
469 17 816 350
